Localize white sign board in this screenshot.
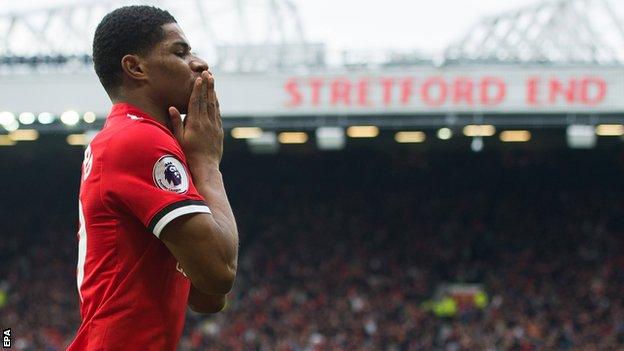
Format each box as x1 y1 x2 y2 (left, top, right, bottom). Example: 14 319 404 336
0 66 622 117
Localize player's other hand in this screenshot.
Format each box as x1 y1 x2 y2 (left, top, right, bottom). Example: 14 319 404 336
168 70 223 168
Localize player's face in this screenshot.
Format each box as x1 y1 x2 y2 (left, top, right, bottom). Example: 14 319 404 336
143 23 208 114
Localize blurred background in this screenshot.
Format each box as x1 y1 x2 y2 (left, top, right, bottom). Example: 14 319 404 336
1 0 624 350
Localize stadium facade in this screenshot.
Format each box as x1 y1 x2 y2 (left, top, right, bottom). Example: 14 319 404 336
1 0 624 136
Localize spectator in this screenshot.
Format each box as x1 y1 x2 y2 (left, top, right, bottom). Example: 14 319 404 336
1 147 623 351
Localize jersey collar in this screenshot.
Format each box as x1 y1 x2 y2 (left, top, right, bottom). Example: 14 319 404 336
108 103 156 122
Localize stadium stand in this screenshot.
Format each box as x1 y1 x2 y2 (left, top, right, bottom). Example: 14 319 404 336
2 144 624 350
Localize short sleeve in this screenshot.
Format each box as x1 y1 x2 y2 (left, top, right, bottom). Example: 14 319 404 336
103 121 211 238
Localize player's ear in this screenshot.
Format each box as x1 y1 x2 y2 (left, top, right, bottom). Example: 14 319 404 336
121 54 148 82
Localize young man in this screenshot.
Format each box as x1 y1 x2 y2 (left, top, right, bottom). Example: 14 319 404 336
68 6 239 350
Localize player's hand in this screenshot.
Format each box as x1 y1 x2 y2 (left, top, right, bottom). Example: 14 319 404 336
168 70 223 168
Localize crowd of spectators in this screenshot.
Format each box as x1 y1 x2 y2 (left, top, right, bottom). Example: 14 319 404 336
1 144 624 350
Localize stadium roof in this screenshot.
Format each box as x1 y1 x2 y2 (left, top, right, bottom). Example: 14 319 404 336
444 0 624 65
2 0 624 71
2 0 624 133
0 0 323 72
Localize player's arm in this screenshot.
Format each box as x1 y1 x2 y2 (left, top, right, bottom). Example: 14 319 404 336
161 70 239 297
161 209 236 295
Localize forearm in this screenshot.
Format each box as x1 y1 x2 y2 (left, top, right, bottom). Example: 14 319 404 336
190 165 239 268
164 72 238 295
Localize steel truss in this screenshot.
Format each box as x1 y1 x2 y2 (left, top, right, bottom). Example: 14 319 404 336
0 0 319 72
444 0 624 65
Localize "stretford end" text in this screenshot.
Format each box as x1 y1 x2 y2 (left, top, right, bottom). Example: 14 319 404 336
283 76 607 109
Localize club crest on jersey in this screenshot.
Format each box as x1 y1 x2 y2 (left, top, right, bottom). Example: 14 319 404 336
152 155 189 194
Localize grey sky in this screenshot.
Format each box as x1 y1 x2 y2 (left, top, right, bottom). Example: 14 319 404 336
298 0 537 53
1 0 622 57
0 0 540 52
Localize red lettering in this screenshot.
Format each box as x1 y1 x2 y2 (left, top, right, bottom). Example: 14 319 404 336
400 78 414 104
381 78 394 105
421 77 447 107
309 78 324 106
453 77 474 105
357 79 371 106
580 77 606 105
549 79 577 104
480 77 506 106
330 78 351 105
527 77 540 106
284 79 302 107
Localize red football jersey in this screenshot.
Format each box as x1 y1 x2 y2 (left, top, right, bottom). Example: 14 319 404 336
68 103 211 351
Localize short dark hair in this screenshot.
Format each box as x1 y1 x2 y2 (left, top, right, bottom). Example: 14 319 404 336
92 5 176 92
